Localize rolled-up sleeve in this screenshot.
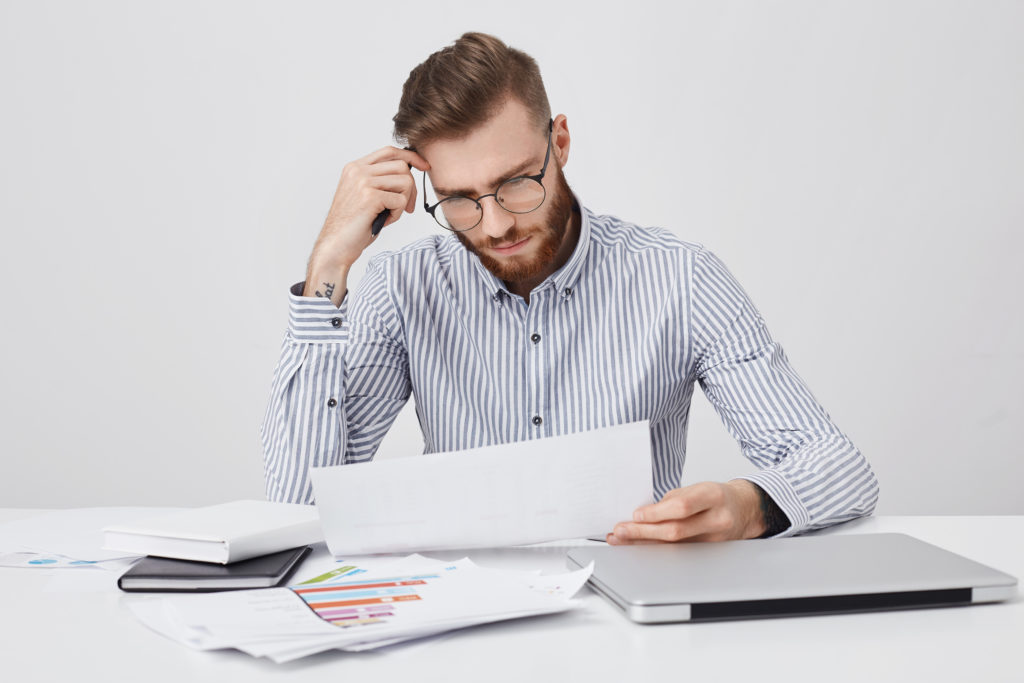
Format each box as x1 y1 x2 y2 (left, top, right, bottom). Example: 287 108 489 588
690 248 879 535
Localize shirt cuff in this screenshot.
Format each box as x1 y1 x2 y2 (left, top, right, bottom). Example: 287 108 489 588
737 468 811 538
287 281 349 343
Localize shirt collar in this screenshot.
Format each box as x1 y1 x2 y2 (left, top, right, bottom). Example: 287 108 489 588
466 192 593 301
549 196 591 295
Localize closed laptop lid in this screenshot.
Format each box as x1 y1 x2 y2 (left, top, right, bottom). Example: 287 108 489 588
565 533 1017 623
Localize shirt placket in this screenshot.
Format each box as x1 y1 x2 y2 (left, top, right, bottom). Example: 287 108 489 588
524 288 550 439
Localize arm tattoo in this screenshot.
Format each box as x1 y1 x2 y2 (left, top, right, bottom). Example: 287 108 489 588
755 484 791 538
314 281 336 299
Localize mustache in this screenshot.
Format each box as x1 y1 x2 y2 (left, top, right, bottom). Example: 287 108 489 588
481 226 544 249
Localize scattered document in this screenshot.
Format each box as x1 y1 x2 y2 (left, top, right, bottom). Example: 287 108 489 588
0 507 182 563
128 554 593 662
312 420 653 555
0 551 100 568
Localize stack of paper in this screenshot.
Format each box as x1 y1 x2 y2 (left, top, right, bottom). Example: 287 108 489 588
128 554 593 662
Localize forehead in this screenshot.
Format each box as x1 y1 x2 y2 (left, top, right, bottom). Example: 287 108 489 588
420 99 547 194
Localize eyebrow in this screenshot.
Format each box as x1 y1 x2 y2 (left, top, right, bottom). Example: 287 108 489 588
431 158 539 199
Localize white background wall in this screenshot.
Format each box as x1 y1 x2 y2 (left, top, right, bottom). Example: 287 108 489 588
1 1 1021 513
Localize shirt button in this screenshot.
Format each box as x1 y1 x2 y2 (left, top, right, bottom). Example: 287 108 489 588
563 288 573 298
530 333 541 344
327 398 337 408
532 415 543 426
330 317 341 328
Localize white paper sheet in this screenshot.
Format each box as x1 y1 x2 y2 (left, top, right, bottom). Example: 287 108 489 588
0 551 100 568
127 554 593 663
311 420 653 555
0 507 183 562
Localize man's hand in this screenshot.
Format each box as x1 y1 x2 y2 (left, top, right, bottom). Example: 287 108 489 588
607 480 768 544
304 147 430 305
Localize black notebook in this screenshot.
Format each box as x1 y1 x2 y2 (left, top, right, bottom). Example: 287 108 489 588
118 545 311 592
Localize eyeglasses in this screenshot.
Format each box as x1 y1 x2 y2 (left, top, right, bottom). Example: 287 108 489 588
422 119 554 232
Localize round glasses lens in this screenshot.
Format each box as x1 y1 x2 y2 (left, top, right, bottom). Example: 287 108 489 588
437 197 482 232
496 177 546 214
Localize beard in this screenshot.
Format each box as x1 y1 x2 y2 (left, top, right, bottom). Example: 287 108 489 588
455 163 575 285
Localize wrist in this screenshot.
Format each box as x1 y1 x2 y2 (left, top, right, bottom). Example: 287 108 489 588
303 262 350 306
748 481 791 538
727 479 769 539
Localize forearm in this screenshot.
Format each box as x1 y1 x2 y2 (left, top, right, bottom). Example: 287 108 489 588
303 261 351 308
266 144 426 499
301 144 428 306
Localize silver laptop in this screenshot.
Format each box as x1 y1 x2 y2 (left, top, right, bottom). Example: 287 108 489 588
565 533 1017 623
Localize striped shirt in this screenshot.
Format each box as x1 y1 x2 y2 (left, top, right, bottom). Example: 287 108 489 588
260 202 879 536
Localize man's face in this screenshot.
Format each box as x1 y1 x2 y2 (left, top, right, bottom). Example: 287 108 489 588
419 100 574 287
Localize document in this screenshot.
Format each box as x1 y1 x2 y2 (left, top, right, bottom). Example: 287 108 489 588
311 420 653 555
127 554 593 663
0 552 101 568
0 507 183 563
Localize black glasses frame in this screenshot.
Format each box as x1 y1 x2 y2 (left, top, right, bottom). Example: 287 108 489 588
422 119 554 232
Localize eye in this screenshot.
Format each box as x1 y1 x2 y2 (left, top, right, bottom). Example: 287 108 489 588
497 177 546 213
500 176 533 191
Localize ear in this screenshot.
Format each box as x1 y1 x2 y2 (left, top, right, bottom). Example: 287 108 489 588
552 114 571 167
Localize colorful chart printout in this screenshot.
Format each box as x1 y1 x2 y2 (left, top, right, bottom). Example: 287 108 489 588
291 572 444 628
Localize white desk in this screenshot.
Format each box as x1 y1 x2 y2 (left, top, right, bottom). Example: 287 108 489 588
2 511 1021 683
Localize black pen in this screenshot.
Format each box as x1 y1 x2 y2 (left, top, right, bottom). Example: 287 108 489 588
370 155 414 236
371 208 389 236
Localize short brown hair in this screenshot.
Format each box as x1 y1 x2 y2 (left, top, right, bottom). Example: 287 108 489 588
393 32 551 149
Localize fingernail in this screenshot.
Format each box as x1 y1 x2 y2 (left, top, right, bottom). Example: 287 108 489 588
607 534 619 545
633 510 644 522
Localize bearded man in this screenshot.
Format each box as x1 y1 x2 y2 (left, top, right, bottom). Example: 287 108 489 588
261 32 879 543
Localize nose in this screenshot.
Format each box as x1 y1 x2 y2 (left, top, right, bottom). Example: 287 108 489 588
478 196 515 239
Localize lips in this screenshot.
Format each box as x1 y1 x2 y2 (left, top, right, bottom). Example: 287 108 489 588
490 236 531 255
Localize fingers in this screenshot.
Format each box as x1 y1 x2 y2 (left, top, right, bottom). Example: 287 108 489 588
364 170 418 215
405 179 419 214
631 482 723 524
346 152 420 218
363 146 430 172
609 509 717 544
366 159 419 177
607 482 743 544
340 164 417 220
366 172 415 195
605 533 662 546
375 189 412 227
374 188 410 211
